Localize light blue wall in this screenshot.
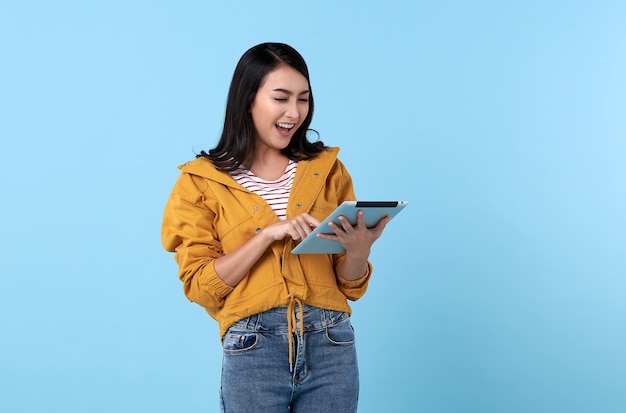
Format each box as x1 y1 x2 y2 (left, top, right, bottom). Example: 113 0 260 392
1 1 625 412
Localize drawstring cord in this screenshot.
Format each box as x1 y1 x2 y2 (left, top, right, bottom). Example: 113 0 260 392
287 295 304 372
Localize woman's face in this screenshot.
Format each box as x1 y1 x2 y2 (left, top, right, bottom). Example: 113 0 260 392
250 64 310 154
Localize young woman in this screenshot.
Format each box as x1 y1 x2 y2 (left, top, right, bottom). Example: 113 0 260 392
161 42 389 412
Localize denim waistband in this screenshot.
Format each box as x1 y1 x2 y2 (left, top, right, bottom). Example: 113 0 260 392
228 304 349 334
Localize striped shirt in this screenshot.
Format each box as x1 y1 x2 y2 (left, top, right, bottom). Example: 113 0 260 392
230 160 298 220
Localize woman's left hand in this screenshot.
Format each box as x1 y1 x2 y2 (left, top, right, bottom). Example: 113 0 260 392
317 210 390 260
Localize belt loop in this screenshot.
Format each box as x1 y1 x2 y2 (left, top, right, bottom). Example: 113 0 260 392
242 313 260 330
321 308 328 328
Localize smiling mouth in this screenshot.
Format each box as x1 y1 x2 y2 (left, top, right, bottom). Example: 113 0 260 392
276 123 296 137
276 123 295 130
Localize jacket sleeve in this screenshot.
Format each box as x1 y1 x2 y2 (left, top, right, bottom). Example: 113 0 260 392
161 173 233 315
330 158 374 301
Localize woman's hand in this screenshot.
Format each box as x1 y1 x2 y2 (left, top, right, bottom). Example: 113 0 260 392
261 213 321 242
318 210 390 258
317 210 390 280
214 213 320 287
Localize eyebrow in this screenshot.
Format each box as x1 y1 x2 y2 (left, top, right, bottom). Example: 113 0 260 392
272 88 310 95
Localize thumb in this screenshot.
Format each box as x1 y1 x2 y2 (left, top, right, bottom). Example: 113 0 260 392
373 215 391 236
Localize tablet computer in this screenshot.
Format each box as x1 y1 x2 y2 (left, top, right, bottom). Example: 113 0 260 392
291 201 408 254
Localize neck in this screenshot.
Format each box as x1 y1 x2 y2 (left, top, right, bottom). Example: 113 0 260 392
248 150 290 181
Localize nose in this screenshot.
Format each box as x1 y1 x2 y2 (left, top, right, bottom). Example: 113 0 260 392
285 100 299 120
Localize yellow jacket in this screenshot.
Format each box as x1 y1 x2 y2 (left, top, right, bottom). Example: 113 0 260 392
161 147 372 340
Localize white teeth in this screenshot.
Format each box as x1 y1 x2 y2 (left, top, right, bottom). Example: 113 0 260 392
276 123 295 129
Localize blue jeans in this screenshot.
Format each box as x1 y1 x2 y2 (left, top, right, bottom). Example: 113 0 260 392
220 304 359 412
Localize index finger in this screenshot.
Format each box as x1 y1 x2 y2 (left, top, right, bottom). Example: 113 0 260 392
300 213 321 229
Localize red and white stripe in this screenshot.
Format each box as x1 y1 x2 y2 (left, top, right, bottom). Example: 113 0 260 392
231 160 298 220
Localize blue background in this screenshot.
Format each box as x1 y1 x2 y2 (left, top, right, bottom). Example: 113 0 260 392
1 1 625 412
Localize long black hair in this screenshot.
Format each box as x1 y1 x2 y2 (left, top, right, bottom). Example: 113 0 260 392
198 43 326 172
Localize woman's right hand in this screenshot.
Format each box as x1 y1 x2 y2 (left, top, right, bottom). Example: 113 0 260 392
214 213 320 287
261 213 321 242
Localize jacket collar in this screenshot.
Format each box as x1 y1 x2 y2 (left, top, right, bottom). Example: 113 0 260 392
178 148 340 196
288 147 340 214
177 157 241 188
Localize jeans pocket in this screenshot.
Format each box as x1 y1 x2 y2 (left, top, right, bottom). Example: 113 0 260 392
324 319 355 346
223 332 258 354
325 309 350 324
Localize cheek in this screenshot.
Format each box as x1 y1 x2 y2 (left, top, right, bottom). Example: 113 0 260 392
251 106 271 129
301 105 310 122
